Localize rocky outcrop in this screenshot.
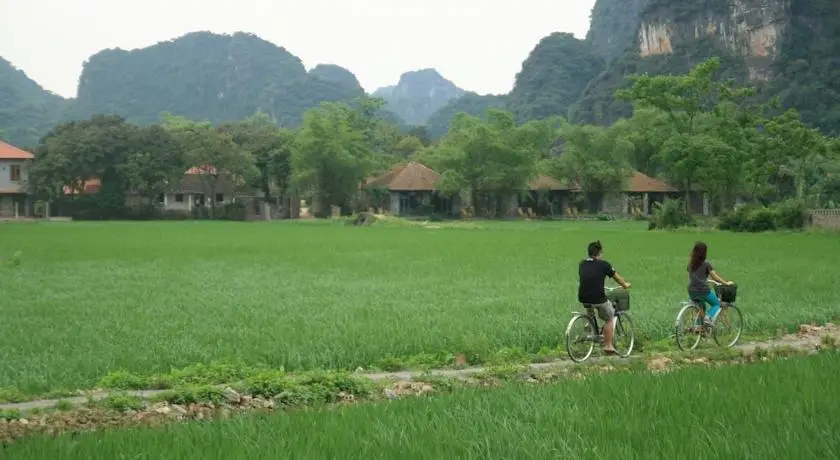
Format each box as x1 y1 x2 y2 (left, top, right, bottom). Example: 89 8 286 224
638 0 790 80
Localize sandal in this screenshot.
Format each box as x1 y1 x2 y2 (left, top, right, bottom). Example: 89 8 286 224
604 349 619 356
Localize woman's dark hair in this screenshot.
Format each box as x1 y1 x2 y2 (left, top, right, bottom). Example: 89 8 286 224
688 241 708 271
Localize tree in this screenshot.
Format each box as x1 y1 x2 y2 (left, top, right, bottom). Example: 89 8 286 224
551 122 633 212
162 113 257 217
759 109 830 203
617 57 755 208
292 101 374 215
219 112 294 205
425 108 559 217
392 135 425 157
122 125 185 208
405 126 431 146
29 115 139 217
611 108 674 177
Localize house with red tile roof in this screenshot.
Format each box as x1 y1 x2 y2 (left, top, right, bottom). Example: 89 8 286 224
0 140 34 217
57 164 277 219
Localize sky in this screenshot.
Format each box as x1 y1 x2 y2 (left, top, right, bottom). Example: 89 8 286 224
0 0 596 99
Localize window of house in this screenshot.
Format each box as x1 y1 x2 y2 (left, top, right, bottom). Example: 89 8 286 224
9 165 21 182
175 194 184 203
215 193 224 203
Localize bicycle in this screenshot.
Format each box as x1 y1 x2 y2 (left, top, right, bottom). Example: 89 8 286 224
565 286 636 363
674 279 744 351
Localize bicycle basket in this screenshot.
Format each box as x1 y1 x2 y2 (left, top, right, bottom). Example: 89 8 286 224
607 290 630 311
715 283 738 303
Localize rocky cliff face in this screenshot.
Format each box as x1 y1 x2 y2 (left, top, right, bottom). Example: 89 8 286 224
638 0 789 81
572 0 839 134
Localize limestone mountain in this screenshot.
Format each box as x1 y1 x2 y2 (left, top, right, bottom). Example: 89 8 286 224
372 69 466 126
308 64 364 94
586 0 647 64
571 0 840 135
425 93 507 139
506 32 604 122
0 58 69 147
71 31 366 128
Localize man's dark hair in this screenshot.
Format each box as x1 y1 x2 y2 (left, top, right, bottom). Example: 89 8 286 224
587 240 602 258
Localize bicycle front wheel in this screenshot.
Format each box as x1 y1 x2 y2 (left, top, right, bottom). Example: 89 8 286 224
565 314 596 363
613 313 635 357
675 304 704 351
713 304 744 348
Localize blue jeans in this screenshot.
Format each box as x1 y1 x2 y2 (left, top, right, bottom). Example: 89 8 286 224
692 290 721 321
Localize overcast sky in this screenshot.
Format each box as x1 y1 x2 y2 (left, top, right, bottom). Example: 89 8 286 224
0 0 596 98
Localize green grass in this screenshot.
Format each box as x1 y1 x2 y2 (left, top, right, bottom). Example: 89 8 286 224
0 220 838 394
7 352 840 459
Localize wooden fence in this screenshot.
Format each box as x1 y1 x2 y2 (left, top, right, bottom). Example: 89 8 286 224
810 209 840 229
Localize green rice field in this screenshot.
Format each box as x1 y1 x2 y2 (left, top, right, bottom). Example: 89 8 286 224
7 352 840 459
1 220 838 394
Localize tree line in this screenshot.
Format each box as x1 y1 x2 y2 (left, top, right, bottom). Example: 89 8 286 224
27 58 840 220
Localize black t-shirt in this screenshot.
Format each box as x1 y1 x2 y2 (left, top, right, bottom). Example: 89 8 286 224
578 258 616 304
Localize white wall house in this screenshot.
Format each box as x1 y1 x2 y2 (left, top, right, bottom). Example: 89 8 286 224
0 140 33 218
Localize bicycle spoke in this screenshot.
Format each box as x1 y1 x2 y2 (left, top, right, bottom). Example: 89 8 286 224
613 314 635 357
675 305 703 351
566 315 595 363
713 305 743 348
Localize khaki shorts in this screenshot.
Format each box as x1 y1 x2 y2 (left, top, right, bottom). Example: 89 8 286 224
583 300 615 321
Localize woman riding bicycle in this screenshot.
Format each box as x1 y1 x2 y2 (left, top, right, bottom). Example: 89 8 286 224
688 241 734 326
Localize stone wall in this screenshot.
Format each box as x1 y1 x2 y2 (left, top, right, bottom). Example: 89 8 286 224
810 209 840 230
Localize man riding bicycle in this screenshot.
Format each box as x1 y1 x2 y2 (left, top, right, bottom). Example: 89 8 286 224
578 240 631 355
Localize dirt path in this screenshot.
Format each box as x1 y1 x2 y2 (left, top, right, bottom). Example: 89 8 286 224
1 323 836 413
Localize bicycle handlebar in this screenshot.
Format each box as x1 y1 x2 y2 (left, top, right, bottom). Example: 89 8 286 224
605 286 625 292
707 279 735 286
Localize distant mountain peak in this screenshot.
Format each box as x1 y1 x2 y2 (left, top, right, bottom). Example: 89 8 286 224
372 68 466 126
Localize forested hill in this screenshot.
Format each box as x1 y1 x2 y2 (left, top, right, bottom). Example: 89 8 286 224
423 32 605 138
428 0 839 138
70 32 366 128
425 93 507 139
0 32 379 146
372 69 466 127
571 0 840 135
3 0 840 147
506 32 604 123
585 0 647 64
0 58 69 148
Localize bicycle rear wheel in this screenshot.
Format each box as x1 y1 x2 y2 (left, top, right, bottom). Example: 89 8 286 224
713 304 744 348
613 313 635 357
565 314 596 362
675 304 704 351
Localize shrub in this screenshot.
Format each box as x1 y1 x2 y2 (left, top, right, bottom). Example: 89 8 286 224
718 205 771 232
648 199 694 230
745 207 777 232
773 199 809 230
717 200 809 233
217 202 248 221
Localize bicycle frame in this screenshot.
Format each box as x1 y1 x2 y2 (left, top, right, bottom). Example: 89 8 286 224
575 285 625 334
685 279 735 317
